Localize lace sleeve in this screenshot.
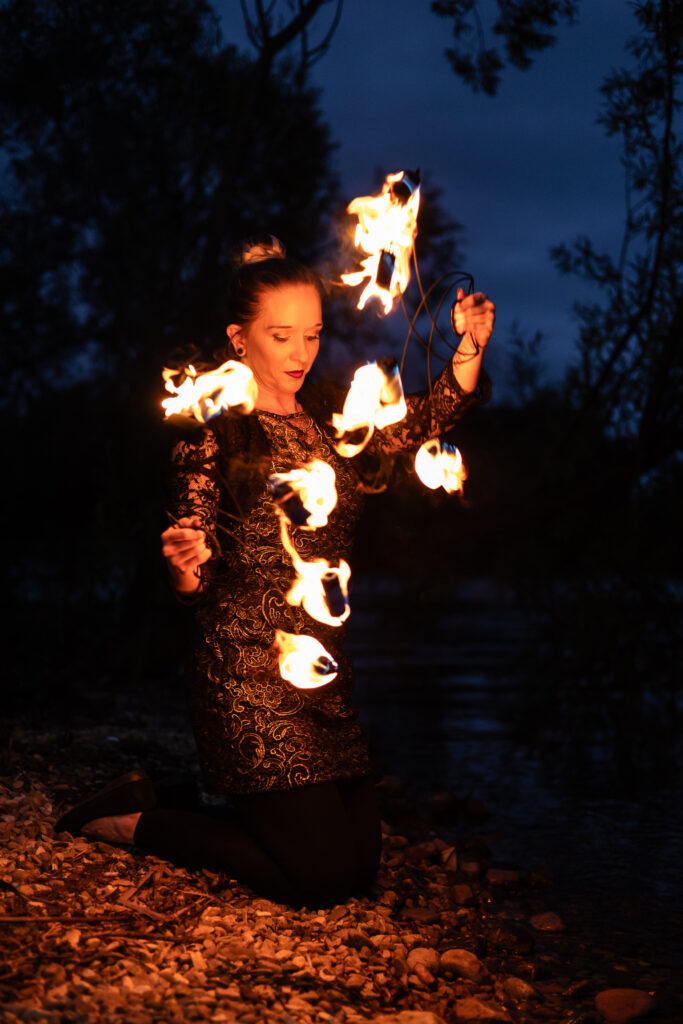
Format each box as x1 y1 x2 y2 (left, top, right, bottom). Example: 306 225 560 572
168 427 221 533
370 358 491 455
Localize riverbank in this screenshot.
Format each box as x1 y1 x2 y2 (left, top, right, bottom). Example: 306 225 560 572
1 700 678 1023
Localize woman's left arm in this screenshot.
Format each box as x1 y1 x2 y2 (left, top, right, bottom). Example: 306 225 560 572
450 287 496 394
368 288 495 455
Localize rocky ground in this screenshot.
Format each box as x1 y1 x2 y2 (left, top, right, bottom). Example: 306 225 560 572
0 690 678 1024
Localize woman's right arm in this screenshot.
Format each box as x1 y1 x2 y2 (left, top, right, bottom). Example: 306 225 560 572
161 515 212 594
162 430 220 596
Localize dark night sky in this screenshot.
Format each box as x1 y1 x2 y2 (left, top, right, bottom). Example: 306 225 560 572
216 1 636 386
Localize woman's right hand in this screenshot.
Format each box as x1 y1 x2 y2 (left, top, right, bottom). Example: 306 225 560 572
161 515 212 593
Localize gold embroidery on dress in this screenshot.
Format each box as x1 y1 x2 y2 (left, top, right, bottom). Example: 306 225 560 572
169 363 486 795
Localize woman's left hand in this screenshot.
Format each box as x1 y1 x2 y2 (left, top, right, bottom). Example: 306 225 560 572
452 288 496 349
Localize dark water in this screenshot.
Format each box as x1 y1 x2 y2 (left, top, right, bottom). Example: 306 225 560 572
348 575 683 969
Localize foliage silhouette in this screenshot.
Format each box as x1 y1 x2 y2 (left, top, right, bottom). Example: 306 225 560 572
431 0 579 95
0 0 342 691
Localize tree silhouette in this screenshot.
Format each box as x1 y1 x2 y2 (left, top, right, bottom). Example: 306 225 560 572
0 0 343 689
552 0 683 481
431 0 579 95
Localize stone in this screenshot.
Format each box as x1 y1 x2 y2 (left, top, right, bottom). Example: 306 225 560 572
341 928 373 949
594 988 656 1022
441 847 459 871
452 883 475 905
502 975 537 1002
346 973 366 990
486 868 520 885
402 906 441 924
485 920 535 955
406 947 440 975
372 1012 446 1024
460 860 481 879
439 948 484 981
454 996 511 1021
530 911 565 932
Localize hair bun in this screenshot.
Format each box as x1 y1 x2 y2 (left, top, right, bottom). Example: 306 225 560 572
233 234 286 268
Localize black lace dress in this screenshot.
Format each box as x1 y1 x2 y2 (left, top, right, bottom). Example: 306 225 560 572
169 358 487 795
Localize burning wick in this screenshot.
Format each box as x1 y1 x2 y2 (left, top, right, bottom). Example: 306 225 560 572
162 360 257 422
278 518 351 627
332 358 407 457
341 170 421 314
414 439 467 493
275 630 338 689
267 460 338 530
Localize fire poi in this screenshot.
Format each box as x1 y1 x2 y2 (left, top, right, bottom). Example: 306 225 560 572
331 357 407 457
415 438 467 494
266 459 337 529
275 630 339 689
341 170 421 314
162 359 257 422
277 516 351 628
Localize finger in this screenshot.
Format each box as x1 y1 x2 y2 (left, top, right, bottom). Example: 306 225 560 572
162 528 208 552
170 551 204 574
163 526 206 544
454 305 495 327
162 541 201 562
176 515 203 527
457 292 490 311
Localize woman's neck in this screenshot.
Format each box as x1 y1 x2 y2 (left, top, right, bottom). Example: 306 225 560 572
255 391 302 415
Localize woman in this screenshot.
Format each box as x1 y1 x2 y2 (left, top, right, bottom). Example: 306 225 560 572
55 238 495 907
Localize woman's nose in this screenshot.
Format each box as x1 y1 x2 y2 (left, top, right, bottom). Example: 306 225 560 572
292 336 308 362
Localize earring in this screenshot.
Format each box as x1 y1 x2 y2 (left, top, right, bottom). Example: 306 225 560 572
235 346 245 357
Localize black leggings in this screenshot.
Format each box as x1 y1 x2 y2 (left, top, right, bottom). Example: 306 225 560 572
133 775 382 908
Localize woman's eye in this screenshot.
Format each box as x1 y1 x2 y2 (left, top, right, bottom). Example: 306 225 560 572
273 335 290 343
306 335 320 343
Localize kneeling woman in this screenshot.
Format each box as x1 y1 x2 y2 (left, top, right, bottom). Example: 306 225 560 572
56 238 495 907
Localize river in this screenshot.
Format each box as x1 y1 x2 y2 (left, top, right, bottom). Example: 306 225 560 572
348 575 683 975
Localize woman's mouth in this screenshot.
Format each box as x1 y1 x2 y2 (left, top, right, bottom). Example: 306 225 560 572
285 370 304 379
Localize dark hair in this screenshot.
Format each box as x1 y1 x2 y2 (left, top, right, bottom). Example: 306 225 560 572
226 235 325 331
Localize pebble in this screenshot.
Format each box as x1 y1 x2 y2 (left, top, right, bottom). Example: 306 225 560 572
485 920 535 955
372 1012 446 1024
406 947 440 975
530 911 565 932
401 907 441 924
460 860 481 879
486 868 520 885
439 948 484 981
452 883 476 905
454 995 512 1021
502 975 538 1002
594 988 656 1022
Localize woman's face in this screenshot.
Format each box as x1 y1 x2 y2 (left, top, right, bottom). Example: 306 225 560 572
229 283 322 403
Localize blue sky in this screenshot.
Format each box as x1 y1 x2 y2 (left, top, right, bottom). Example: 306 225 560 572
215 1 636 386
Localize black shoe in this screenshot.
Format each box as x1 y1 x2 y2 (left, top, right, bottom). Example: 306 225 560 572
54 769 157 837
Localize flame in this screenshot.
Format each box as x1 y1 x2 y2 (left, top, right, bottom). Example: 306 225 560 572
278 518 350 627
341 170 420 314
267 460 338 529
415 439 467 493
332 360 407 457
162 360 257 422
275 630 338 689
